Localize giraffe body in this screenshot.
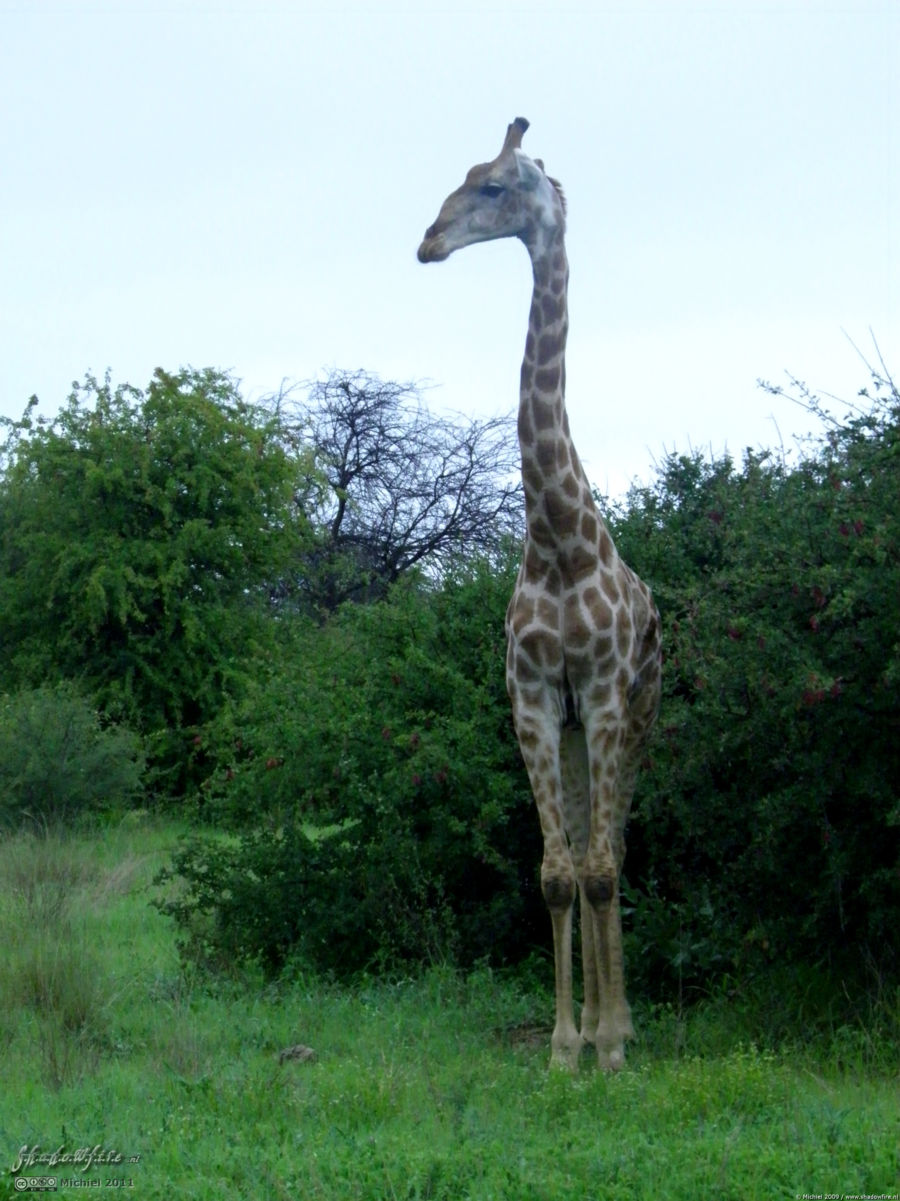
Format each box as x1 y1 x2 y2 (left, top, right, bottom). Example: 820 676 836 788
418 118 661 1070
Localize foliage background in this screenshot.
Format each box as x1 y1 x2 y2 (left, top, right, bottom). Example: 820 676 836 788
0 368 304 794
1 362 897 1006
611 371 900 996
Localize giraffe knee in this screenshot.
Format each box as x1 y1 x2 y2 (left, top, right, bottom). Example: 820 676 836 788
541 871 576 911
583 872 615 908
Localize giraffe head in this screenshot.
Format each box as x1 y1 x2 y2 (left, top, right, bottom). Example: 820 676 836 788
417 117 566 264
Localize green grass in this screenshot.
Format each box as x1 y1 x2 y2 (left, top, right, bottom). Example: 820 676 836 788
1 819 897 1200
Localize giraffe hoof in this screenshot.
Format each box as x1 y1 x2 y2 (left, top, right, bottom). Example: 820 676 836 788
550 1049 580 1073
550 1030 583 1072
597 1045 626 1072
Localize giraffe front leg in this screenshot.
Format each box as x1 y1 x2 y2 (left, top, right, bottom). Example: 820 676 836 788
578 881 601 1048
583 835 633 1069
511 691 583 1069
559 729 599 1054
542 852 582 1071
588 886 633 1072
583 724 634 1071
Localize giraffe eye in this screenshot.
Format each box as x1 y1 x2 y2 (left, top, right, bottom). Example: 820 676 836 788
480 182 505 198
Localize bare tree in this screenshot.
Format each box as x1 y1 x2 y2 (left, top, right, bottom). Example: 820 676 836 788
274 371 523 610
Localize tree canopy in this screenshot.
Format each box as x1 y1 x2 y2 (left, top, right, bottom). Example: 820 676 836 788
0 368 305 789
276 370 522 610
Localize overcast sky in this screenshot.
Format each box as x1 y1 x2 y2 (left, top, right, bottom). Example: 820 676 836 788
2 0 897 496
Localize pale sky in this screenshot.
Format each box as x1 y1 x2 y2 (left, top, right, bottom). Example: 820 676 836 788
2 0 897 496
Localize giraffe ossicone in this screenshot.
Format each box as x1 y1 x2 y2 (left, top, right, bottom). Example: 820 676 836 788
418 118 662 1071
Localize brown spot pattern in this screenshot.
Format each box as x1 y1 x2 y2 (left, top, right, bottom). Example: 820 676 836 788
534 366 560 393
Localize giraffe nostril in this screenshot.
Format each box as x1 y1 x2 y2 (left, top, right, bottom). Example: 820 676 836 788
424 222 438 240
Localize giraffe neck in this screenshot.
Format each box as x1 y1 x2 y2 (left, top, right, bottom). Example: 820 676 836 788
518 225 595 556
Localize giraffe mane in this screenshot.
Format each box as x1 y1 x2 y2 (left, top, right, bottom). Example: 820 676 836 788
548 176 567 218
530 156 567 218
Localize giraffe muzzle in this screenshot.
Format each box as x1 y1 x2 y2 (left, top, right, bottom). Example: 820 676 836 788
417 229 449 263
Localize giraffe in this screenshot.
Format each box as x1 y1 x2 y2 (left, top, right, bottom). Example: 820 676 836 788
417 118 661 1071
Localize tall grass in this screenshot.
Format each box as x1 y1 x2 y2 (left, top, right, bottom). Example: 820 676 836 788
3 833 105 1088
1 818 897 1201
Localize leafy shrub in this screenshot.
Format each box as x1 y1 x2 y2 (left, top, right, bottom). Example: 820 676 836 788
612 367 900 995
154 823 453 978
159 556 546 977
0 368 306 798
0 682 144 827
158 364 900 997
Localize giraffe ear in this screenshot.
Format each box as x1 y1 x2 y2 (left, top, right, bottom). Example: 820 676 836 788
500 116 529 156
515 152 544 192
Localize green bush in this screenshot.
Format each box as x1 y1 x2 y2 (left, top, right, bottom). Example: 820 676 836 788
612 369 900 996
154 823 452 978
157 366 899 998
0 368 307 798
0 682 144 827
158 556 545 977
